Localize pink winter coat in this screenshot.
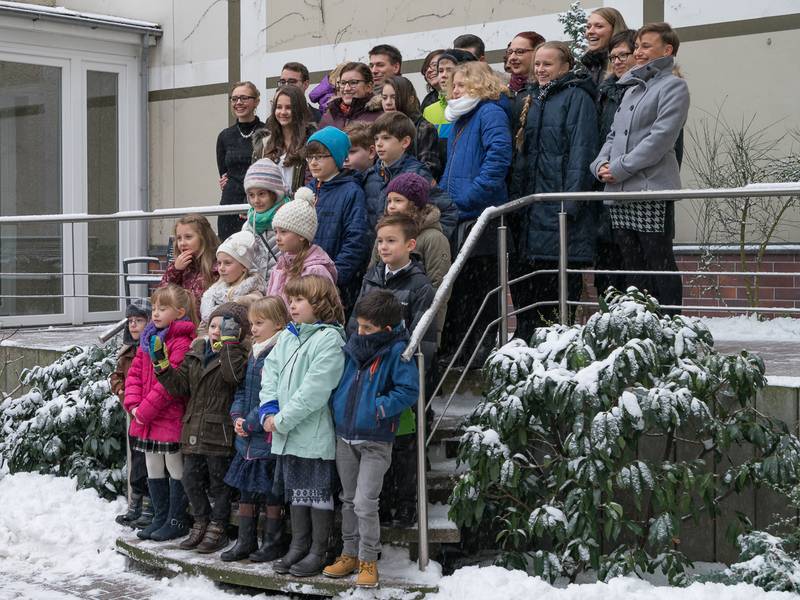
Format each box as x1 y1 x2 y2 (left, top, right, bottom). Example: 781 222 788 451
266 244 337 307
123 320 196 443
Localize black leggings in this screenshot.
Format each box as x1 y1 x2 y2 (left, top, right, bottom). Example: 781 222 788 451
612 229 683 311
182 454 233 522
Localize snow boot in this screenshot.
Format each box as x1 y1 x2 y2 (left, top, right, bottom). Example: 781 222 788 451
290 508 333 577
115 492 143 527
196 520 230 554
221 504 258 561
323 554 359 579
273 505 311 574
179 517 208 550
356 560 379 588
249 513 289 562
130 496 153 529
137 478 169 540
149 478 190 541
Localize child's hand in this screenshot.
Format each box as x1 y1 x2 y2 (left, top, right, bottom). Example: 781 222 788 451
219 173 229 190
174 250 194 271
263 416 275 433
149 336 170 372
131 407 143 425
234 418 248 437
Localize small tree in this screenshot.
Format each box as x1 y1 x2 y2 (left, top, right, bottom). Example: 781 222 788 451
558 1 588 59
449 287 800 584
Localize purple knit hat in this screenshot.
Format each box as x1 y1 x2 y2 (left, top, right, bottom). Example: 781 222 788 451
385 172 430 209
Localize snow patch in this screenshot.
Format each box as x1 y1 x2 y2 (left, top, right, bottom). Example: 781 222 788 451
702 316 800 342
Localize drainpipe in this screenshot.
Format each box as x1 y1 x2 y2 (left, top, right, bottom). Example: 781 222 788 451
140 33 150 213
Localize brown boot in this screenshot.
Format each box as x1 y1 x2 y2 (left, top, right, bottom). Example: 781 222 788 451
323 555 358 579
356 560 379 588
179 518 208 550
196 520 229 554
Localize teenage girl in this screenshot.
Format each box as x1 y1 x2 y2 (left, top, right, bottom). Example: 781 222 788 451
160 214 220 309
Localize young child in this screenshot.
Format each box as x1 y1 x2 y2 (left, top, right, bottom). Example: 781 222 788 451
242 158 289 277
111 298 152 528
221 297 291 562
160 214 220 308
324 290 418 588
124 284 197 541
199 230 268 325
343 122 377 175
155 301 250 553
266 196 337 307
259 275 346 577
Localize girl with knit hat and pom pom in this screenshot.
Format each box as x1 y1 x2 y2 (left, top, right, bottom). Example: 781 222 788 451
266 195 337 308
242 158 289 278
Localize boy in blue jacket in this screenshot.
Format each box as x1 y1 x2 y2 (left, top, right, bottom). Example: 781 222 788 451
323 290 419 588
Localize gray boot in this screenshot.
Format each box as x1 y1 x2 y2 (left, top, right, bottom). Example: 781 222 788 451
290 508 333 577
272 505 311 574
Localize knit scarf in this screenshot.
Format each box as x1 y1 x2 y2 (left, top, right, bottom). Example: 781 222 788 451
247 197 287 235
344 328 403 368
444 96 481 122
140 317 189 353
537 79 558 100
509 74 529 93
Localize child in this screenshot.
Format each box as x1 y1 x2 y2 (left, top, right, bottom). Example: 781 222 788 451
259 275 346 577
343 122 377 175
111 298 152 528
221 297 291 562
155 301 250 553
199 230 268 325
160 214 220 308
266 196 337 307
324 290 418 588
242 158 289 278
124 284 197 541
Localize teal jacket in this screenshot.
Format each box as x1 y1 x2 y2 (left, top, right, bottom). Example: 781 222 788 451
258 322 345 460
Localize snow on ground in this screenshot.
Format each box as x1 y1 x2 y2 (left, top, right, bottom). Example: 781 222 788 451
702 316 800 342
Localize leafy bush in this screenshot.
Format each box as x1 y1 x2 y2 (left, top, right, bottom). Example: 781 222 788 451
0 342 126 498
449 288 800 584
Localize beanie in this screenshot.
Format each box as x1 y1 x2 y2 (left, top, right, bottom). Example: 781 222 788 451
307 126 351 169
272 195 318 242
385 172 430 209
217 230 258 273
243 158 286 196
209 301 251 338
125 297 152 320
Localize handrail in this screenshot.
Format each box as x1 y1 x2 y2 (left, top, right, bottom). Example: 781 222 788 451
0 203 251 225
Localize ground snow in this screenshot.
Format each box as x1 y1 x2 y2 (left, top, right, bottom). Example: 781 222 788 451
702 316 800 341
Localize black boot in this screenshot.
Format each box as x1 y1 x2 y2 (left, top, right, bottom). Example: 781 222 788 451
115 492 143 526
137 479 169 540
221 504 259 561
130 496 153 529
249 514 288 562
273 505 311 574
150 478 190 541
290 508 334 577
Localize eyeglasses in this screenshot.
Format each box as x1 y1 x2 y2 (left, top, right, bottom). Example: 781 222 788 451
230 95 256 103
505 48 535 57
339 79 366 89
609 52 633 63
278 78 301 86
305 154 333 163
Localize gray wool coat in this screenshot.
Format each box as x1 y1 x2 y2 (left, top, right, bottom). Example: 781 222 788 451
590 56 689 194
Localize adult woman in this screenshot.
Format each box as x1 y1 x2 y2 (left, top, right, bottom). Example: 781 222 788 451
381 75 442 181
438 62 512 361
505 31 545 95
319 62 382 130
252 86 316 193
581 7 628 89
216 81 263 241
509 42 599 340
419 49 445 113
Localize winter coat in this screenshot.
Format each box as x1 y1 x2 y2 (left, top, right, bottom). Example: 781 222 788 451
259 322 346 460
199 273 268 324
266 244 338 307
347 259 436 366
157 337 249 456
580 49 609 92
230 341 276 460
422 95 453 145
216 117 263 206
509 72 600 263
319 95 383 130
309 75 335 114
111 343 137 400
413 116 443 182
306 172 370 287
439 99 512 222
420 89 439 114
241 219 280 280
124 320 196 443
160 260 219 310
330 327 419 443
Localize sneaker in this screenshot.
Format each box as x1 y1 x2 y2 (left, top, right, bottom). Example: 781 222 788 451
323 554 358 579
356 560 379 588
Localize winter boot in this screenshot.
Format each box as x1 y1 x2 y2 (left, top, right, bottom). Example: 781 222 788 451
130 496 153 529
356 560 379 588
249 514 289 562
115 492 143 526
221 504 258 561
179 517 209 550
272 505 312 574
290 508 334 577
150 478 190 541
137 479 169 540
196 520 230 554
323 554 359 579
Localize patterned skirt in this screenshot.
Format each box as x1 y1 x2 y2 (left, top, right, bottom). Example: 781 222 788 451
273 454 335 504
610 200 666 233
131 436 180 454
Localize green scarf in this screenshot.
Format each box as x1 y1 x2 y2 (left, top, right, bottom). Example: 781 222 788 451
248 197 288 234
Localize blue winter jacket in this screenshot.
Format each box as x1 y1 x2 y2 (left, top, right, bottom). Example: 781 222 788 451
229 343 274 460
307 172 370 286
330 327 419 443
438 99 513 222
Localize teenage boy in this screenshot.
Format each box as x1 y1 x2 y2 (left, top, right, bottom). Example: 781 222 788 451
368 44 402 91
324 290 419 588
453 33 486 61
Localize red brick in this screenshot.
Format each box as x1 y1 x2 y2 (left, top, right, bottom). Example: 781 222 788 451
771 262 800 272
719 286 739 299
774 288 800 301
753 274 793 287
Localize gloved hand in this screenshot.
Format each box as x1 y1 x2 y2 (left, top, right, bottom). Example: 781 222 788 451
149 336 169 372
219 316 242 344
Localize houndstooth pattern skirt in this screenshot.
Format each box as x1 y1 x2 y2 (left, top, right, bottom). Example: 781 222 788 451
610 200 666 233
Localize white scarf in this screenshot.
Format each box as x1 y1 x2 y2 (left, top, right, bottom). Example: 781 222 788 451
252 330 281 358
444 96 481 122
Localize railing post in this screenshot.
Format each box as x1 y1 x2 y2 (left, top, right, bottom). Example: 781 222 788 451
558 205 569 325
497 215 509 345
415 349 429 570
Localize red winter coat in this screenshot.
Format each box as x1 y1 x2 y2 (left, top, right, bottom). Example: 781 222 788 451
123 320 196 443
160 259 219 309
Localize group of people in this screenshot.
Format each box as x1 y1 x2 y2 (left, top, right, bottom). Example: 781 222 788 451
111 8 690 590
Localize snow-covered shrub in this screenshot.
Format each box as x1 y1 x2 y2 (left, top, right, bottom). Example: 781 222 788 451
558 1 588 60
449 287 800 584
0 343 126 498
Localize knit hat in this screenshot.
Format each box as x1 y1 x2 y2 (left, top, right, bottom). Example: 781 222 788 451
125 297 152 320
209 301 251 339
217 230 258 273
307 126 351 169
244 158 286 196
272 195 318 242
385 173 430 209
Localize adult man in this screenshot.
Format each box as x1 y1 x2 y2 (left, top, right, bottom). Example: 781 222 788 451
368 44 402 91
590 22 688 310
279 61 322 122
453 34 486 61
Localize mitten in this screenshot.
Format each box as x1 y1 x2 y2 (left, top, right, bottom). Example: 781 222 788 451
149 336 169 372
220 316 242 344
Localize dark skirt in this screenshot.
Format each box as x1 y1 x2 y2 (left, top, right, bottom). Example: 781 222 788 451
224 453 276 495
131 437 180 454
273 454 334 504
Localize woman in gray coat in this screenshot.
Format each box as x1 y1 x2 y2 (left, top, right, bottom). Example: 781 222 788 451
590 22 688 310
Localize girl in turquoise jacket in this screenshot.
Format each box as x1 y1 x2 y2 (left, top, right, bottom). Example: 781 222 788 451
259 274 346 577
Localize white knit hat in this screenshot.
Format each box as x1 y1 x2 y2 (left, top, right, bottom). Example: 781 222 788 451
217 230 258 273
272 194 318 242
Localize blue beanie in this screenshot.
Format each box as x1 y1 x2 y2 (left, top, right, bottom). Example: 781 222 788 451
307 127 351 169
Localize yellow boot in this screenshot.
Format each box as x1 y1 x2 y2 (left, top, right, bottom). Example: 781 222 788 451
356 560 379 588
322 554 359 579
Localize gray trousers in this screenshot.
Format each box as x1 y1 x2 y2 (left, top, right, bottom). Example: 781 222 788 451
335 437 393 561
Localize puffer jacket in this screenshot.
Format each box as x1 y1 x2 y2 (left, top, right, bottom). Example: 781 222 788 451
157 336 249 456
509 72 599 263
266 244 337 307
124 320 196 443
330 326 418 443
319 95 383 130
